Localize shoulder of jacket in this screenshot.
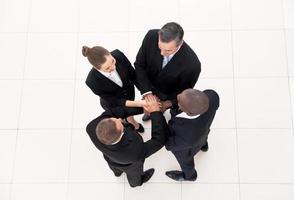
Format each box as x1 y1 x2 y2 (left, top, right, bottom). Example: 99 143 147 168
146 29 159 39
111 49 123 58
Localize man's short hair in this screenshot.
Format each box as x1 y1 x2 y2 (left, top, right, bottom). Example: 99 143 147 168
96 118 122 145
178 89 209 116
158 22 184 46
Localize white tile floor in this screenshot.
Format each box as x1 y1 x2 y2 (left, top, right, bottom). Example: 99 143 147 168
0 0 294 199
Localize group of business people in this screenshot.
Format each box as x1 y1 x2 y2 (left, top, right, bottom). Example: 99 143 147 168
83 22 220 187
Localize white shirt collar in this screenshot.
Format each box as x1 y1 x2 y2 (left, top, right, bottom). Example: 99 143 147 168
97 68 123 87
97 68 114 77
176 112 200 119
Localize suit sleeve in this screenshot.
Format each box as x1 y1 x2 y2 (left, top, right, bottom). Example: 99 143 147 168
85 80 127 107
134 31 154 94
108 106 143 120
143 111 168 158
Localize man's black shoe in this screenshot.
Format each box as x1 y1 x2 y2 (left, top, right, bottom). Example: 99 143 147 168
136 123 145 133
165 170 197 181
141 168 155 184
114 172 123 177
201 142 209 152
142 113 151 121
165 170 185 181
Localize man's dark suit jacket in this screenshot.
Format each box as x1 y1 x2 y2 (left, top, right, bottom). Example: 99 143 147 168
134 29 201 105
165 90 220 152
86 111 167 166
86 49 142 116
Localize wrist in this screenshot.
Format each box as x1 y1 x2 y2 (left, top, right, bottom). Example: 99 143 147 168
139 100 146 107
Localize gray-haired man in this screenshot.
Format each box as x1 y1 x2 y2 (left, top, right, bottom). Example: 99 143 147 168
134 22 201 121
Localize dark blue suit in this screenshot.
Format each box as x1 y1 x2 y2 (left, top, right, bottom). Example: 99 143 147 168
165 90 220 178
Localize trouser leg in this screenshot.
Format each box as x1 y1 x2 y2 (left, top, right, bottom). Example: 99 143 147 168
172 149 197 179
121 161 144 187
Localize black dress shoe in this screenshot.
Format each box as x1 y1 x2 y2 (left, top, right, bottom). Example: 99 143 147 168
165 170 185 181
142 113 151 121
141 168 155 184
114 172 123 177
165 170 197 181
135 123 145 133
186 171 197 181
201 142 209 152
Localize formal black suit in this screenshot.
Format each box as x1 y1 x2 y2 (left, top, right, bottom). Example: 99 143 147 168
86 111 168 187
86 49 142 117
134 29 201 106
165 90 220 179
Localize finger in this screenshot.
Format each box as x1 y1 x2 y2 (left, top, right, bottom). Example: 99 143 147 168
147 95 153 102
143 105 148 111
145 95 152 102
149 95 156 102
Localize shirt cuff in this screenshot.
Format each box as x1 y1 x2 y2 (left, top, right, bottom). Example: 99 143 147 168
142 91 152 98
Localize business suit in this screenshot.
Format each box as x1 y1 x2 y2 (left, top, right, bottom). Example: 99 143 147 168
134 29 201 106
165 90 220 179
86 49 142 117
86 110 168 187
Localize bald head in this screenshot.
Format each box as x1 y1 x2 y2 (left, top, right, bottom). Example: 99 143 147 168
177 89 209 116
96 118 122 145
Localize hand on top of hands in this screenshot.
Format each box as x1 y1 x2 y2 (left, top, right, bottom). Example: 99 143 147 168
143 94 161 113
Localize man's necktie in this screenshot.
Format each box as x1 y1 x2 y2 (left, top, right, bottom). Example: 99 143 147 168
162 56 170 68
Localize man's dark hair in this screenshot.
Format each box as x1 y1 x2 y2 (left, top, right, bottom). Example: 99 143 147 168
158 22 184 46
96 118 122 145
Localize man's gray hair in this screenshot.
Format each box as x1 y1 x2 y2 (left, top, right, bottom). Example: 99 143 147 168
158 22 184 46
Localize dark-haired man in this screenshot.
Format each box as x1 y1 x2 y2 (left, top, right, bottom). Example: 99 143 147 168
86 95 168 187
134 22 201 121
165 89 219 181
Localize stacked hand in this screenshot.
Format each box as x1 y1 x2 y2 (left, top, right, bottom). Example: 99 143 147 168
143 93 160 102
160 100 172 113
143 95 161 113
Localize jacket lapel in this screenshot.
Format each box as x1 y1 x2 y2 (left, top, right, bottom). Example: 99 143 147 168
93 68 120 89
115 62 126 87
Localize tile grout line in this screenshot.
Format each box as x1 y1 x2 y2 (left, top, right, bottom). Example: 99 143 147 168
281 0 294 137
228 0 242 199
177 0 183 199
123 178 126 200
177 0 181 25
3 27 294 34
3 181 294 184
123 0 131 195
2 28 294 35
127 0 131 59
180 182 183 200
65 0 80 199
3 127 294 132
8 0 33 199
3 75 294 81
3 127 294 131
